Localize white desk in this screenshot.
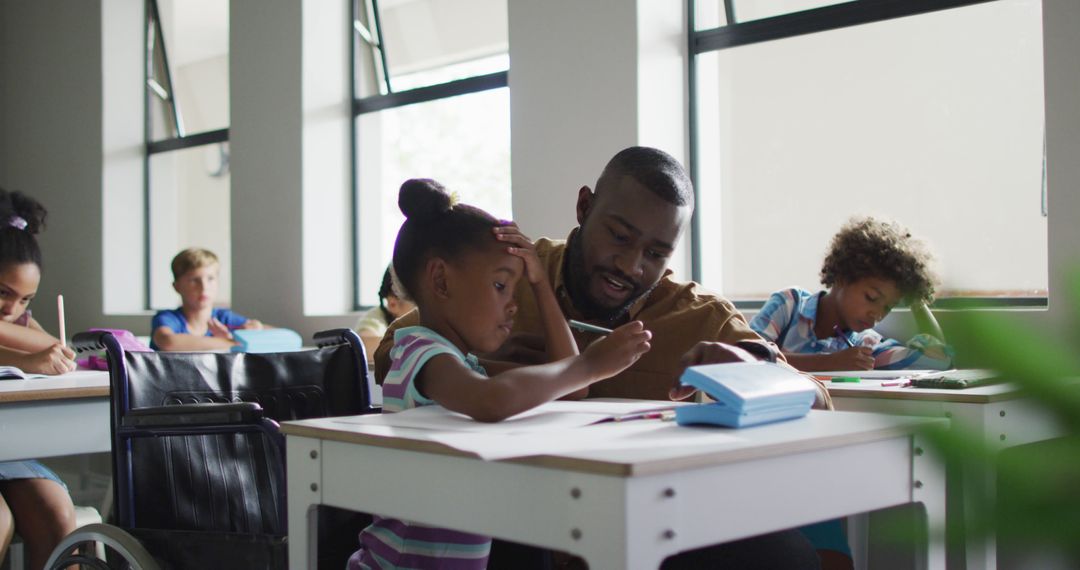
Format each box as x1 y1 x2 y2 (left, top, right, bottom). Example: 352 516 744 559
284 409 946 570
0 370 110 462
829 382 1067 570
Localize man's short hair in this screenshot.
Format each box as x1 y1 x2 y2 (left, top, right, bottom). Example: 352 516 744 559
595 146 694 209
171 248 219 281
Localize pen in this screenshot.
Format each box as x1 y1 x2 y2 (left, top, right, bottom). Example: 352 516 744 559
880 379 911 388
57 294 66 347
597 410 676 423
568 320 613 335
833 325 855 348
830 376 861 383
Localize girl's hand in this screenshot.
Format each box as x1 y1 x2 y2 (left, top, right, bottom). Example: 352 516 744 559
581 321 651 379
493 222 545 284
20 343 77 375
241 319 265 330
829 346 875 370
208 318 234 340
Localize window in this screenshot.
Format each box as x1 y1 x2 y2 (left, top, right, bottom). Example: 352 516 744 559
352 0 510 308
689 0 1047 307
145 0 231 310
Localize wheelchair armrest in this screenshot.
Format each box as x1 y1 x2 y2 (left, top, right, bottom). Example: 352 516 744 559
121 402 265 429
71 331 113 353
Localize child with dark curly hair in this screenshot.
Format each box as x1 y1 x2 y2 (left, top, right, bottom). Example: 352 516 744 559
750 216 952 372
750 216 952 570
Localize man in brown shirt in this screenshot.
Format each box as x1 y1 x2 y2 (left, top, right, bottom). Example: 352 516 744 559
374 146 827 569
374 146 829 408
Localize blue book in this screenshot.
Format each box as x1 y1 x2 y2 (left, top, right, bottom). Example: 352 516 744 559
675 362 817 428
231 329 302 353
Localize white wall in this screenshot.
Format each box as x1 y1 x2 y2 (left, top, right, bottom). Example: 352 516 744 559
508 0 691 277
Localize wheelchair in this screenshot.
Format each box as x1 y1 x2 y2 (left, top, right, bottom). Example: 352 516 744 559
45 328 376 569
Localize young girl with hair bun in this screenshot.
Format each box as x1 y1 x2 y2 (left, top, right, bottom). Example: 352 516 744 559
0 188 78 570
348 179 652 569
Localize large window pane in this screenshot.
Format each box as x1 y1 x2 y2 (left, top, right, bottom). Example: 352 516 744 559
734 0 855 23
148 0 230 140
355 88 511 307
354 0 508 97
148 144 232 309
694 0 1046 301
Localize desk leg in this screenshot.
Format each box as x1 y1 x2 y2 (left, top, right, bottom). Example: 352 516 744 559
287 436 322 570
912 435 946 570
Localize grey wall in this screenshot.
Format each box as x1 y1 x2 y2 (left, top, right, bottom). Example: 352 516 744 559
0 0 108 338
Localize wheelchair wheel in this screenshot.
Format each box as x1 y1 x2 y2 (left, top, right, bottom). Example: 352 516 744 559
45 523 161 570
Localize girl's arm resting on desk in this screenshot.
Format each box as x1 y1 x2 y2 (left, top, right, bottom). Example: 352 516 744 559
420 322 651 423
0 319 62 352
152 327 237 352
0 344 75 374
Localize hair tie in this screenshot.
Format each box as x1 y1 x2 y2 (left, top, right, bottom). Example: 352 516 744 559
448 191 461 208
8 216 27 230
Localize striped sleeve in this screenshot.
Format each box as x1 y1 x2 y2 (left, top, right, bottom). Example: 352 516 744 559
749 289 796 344
869 333 954 370
382 333 459 413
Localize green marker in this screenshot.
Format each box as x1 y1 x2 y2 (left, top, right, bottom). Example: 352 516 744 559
568 319 613 335
830 376 861 383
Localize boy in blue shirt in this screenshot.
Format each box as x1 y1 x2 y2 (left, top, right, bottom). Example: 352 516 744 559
150 248 265 351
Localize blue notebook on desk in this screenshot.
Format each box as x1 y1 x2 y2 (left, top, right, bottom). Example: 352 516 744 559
231 329 302 353
675 362 818 428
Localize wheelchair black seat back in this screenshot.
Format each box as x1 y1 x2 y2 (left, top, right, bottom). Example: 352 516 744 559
46 328 374 570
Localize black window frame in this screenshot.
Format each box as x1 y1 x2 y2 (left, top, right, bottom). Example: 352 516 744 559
349 0 509 311
143 0 230 310
686 0 1046 310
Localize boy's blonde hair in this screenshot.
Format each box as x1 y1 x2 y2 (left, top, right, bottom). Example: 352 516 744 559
171 248 219 281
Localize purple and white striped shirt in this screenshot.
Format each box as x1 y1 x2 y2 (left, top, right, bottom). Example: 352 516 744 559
348 326 491 570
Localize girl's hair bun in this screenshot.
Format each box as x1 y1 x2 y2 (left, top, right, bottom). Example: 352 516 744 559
398 178 452 223
3 190 47 235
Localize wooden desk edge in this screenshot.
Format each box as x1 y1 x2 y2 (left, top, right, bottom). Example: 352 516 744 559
0 385 109 403
282 416 944 477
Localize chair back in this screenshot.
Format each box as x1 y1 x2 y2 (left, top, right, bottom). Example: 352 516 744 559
72 328 372 536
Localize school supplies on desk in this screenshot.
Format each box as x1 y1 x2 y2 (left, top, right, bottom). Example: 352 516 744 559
909 369 1002 389
675 362 818 428
231 328 302 353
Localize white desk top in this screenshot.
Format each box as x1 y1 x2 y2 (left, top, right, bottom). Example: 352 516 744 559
283 408 942 477
0 369 109 403
826 381 1023 403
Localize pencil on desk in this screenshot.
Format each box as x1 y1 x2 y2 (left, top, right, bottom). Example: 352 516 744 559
57 294 66 347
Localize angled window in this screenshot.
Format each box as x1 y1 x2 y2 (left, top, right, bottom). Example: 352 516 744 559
690 0 1047 307
145 0 231 310
352 0 510 308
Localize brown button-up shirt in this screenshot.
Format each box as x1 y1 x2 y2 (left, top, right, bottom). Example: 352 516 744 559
374 232 830 405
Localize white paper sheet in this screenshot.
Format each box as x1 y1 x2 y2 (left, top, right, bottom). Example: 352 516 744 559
334 400 685 434
814 370 939 380
428 421 740 460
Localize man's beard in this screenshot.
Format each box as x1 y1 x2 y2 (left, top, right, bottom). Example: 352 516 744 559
564 230 658 323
